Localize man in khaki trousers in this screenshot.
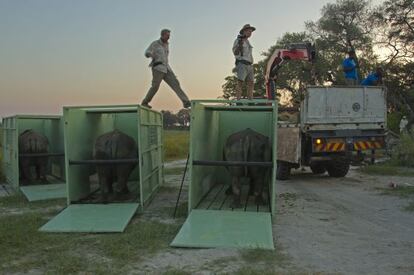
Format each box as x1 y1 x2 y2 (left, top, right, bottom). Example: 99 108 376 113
232 24 255 100
142 29 191 109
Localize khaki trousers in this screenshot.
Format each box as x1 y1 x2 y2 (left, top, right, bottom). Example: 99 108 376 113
142 69 189 105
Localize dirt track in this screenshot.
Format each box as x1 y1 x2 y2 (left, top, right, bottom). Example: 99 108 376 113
275 168 414 274
142 165 414 274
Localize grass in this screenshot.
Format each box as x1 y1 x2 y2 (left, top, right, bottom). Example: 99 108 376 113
164 130 189 161
359 161 414 177
163 269 192 275
240 248 289 267
236 245 298 275
404 201 414 212
0 193 66 209
163 201 188 218
377 186 414 212
378 186 414 198
0 195 181 274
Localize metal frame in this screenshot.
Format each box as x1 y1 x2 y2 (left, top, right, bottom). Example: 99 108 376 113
1 115 66 189
63 104 163 209
187 99 278 215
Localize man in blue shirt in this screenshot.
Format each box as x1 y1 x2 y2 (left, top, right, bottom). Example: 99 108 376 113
342 50 358 85
361 67 383 86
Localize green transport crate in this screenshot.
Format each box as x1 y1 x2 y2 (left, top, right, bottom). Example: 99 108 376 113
40 104 163 233
171 100 278 250
1 115 66 201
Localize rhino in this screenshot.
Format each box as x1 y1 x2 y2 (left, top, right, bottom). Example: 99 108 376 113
94 129 138 203
223 128 271 208
19 129 49 184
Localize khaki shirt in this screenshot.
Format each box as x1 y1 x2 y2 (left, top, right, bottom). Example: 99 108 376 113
232 38 254 64
145 39 172 73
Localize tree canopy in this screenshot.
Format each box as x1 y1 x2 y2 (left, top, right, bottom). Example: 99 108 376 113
222 0 414 127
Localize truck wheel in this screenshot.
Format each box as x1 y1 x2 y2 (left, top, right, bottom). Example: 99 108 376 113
326 158 350 177
277 161 291 180
310 162 326 174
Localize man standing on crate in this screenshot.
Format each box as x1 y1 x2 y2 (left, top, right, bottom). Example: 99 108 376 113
233 24 255 100
142 29 191 109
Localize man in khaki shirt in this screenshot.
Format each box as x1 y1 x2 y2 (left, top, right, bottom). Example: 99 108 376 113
142 29 190 109
233 24 255 100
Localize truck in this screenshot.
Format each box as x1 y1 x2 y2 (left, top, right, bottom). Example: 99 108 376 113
276 86 387 180
262 43 387 179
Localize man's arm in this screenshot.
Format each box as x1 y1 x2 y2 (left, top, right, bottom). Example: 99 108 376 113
145 42 155 58
232 38 243 56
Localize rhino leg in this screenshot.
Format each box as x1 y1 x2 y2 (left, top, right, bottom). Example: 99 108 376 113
115 164 131 196
253 176 266 205
20 158 32 184
97 166 113 203
36 157 48 182
231 176 242 208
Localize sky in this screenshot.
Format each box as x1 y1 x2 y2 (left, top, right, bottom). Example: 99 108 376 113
0 0 383 118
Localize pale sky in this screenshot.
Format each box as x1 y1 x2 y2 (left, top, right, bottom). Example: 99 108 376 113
0 0 383 118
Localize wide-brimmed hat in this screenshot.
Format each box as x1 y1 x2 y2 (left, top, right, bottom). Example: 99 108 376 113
240 24 256 34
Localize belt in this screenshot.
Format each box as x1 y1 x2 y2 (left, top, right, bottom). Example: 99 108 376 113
152 61 163 67
235 59 252 66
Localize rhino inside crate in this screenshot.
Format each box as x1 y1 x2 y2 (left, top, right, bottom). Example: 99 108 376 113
1 115 66 201
171 100 277 250
40 105 163 233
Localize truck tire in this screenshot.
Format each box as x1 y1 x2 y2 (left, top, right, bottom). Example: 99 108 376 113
326 158 350 177
277 161 291 180
310 162 326 175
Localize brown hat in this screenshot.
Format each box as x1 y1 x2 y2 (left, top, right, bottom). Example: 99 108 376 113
239 24 256 34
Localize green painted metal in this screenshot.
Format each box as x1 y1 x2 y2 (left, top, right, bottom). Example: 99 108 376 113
188 100 278 215
171 209 274 249
20 183 66 202
39 203 139 232
1 115 66 191
40 105 163 233
62 104 163 209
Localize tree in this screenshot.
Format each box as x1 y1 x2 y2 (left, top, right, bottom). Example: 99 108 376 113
222 32 317 105
176 108 190 127
222 64 265 99
306 0 377 83
372 0 414 125
161 110 177 128
222 0 379 105
373 0 414 64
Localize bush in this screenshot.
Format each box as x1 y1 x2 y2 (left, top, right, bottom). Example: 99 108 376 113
163 130 189 161
387 112 403 134
392 133 414 167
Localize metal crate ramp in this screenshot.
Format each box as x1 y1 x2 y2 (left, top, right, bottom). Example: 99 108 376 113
171 209 274 250
39 203 139 233
20 182 66 202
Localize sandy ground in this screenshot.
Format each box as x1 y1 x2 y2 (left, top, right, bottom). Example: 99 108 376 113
1 161 413 274
275 168 414 274
139 164 414 274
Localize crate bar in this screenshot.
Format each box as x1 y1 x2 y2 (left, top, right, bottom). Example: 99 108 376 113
69 159 140 165
85 109 138 114
205 106 273 112
19 153 65 157
192 160 273 167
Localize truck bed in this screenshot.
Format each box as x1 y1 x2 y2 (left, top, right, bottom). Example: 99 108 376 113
301 86 386 131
